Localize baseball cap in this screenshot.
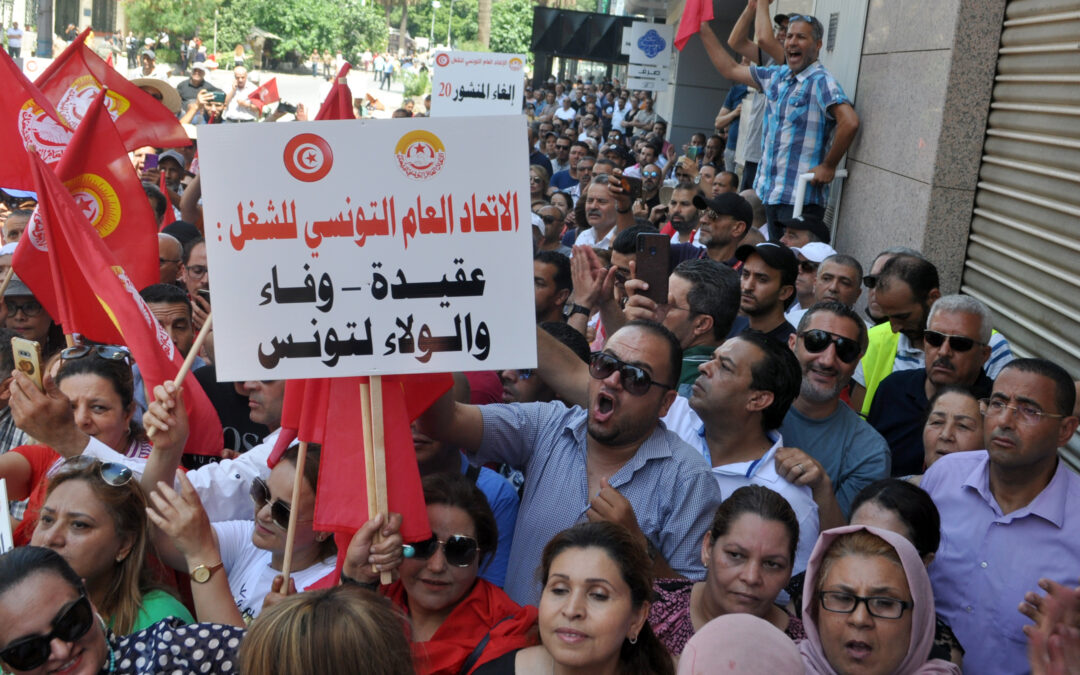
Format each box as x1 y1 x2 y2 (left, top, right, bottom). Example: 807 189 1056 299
157 150 190 175
191 64 206 73
777 213 831 244
735 242 798 287
3 274 33 297
791 242 837 264
140 48 156 59
693 193 753 228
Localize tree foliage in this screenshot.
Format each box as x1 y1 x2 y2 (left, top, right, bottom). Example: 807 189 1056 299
390 0 478 49
489 0 534 55
125 0 220 42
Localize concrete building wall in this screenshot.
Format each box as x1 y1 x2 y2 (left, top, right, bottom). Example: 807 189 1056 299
833 0 1007 293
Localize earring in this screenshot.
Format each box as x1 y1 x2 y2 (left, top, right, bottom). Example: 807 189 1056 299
628 634 638 645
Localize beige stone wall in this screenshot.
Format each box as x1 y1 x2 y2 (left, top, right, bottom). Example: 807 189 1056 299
834 0 1006 293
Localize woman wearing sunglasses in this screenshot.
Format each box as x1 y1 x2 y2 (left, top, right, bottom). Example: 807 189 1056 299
343 473 536 674
146 443 337 626
0 547 242 675
3 275 64 360
4 345 153 546
29 457 193 635
798 525 960 675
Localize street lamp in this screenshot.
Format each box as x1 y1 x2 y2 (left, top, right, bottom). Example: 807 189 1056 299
430 0 440 48
446 0 455 47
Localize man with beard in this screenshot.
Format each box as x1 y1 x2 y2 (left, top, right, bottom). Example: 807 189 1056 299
633 163 663 219
868 295 994 476
663 184 703 247
566 155 595 204
533 250 571 323
852 254 1014 415
725 242 798 344
778 301 890 516
419 321 721 605
693 192 754 267
573 175 632 250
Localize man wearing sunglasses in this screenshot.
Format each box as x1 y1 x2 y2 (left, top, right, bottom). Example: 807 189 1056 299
920 358 1080 675
420 321 721 605
867 295 994 477
784 241 837 325
693 192 754 267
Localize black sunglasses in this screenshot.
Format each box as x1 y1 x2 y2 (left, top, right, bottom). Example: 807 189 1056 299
589 351 673 396
57 456 133 486
923 330 983 352
541 215 561 224
403 534 479 567
799 260 819 274
250 477 311 531
61 344 131 363
799 329 861 364
863 274 878 289
0 595 94 670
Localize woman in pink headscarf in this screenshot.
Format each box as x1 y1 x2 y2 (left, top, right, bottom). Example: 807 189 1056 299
678 614 804 674
799 525 960 675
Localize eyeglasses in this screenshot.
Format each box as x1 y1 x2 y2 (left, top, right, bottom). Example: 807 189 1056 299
403 534 479 567
700 210 730 223
250 477 311 531
61 344 131 364
798 329 861 364
56 456 133 486
862 275 878 289
799 261 820 274
979 398 1068 426
555 144 571 151
515 369 534 379
818 591 912 620
923 330 984 353
540 215 562 224
675 173 691 181
530 176 543 183
589 351 673 396
642 171 660 178
4 299 44 317
185 265 208 279
159 257 181 265
0 595 94 670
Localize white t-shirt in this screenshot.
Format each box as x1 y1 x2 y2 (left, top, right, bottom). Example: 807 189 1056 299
213 520 336 624
553 106 576 123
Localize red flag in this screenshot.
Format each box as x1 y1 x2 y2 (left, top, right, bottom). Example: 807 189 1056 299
315 63 355 121
35 28 190 150
675 0 714 51
268 378 331 465
158 170 176 228
246 77 280 111
15 89 159 331
25 150 223 457
0 51 73 190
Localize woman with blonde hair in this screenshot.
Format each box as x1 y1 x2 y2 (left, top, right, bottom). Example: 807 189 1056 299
241 585 415 675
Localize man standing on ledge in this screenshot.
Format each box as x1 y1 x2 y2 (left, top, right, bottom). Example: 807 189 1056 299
697 13 860 241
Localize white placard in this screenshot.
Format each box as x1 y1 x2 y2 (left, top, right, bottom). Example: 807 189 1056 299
628 22 673 68
0 480 13 554
628 77 667 92
621 26 633 55
627 63 670 80
23 57 54 78
430 51 526 117
197 116 536 381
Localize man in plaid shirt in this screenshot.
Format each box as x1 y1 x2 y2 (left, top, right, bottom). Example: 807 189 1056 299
698 13 860 241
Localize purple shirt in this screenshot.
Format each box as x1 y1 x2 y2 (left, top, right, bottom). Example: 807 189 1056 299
921 450 1080 675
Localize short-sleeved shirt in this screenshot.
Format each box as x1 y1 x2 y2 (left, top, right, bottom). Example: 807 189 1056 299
922 451 1080 675
476 402 722 606
109 618 243 674
749 61 849 207
721 84 749 151
726 315 796 346
779 405 890 517
461 452 519 588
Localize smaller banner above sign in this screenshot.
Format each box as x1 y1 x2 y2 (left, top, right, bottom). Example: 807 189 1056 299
628 22 673 67
430 51 526 117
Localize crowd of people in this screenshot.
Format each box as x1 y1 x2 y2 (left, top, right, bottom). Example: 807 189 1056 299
0 5 1078 675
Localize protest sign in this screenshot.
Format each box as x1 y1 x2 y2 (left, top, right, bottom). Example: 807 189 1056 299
21 56 54 78
628 22 672 92
430 51 525 117
197 115 536 381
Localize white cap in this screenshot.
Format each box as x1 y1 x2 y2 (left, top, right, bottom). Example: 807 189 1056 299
791 242 837 263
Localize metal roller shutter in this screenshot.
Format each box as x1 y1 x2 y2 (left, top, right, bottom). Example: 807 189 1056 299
960 0 1080 468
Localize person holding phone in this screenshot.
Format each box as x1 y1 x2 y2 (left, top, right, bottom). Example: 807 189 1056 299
4 276 63 362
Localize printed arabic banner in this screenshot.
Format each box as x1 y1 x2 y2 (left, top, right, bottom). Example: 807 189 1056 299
430 51 526 117
197 116 536 381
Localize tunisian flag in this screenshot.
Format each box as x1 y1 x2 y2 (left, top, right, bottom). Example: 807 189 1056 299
34 28 190 149
315 63 355 120
247 77 280 111
15 89 159 330
675 0 715 51
0 51 73 191
271 374 453 586
25 151 223 457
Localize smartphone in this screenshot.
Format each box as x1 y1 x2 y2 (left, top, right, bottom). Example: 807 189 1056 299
143 153 159 171
635 233 670 305
11 337 43 390
211 91 226 104
686 146 701 160
197 288 211 306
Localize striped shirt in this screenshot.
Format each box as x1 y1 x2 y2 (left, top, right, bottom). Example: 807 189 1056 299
750 61 850 206
477 401 722 606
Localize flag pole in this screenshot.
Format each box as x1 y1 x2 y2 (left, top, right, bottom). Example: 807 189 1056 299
360 380 379 576
0 267 13 297
279 440 308 585
369 375 392 585
146 311 213 440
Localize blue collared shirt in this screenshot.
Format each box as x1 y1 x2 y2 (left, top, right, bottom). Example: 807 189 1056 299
476 401 722 606
749 61 849 207
922 451 1080 675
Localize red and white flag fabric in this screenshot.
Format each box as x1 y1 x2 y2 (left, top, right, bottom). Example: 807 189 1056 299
247 77 280 111
24 150 223 457
315 63 355 121
15 88 159 325
34 28 190 149
0 51 73 191
675 0 715 51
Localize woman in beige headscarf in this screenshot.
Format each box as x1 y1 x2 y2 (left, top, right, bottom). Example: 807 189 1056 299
678 614 804 674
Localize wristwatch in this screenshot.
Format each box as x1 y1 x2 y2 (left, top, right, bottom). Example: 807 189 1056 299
568 303 591 317
190 561 224 583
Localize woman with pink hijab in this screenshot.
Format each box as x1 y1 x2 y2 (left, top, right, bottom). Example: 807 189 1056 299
678 614 804 674
799 525 960 675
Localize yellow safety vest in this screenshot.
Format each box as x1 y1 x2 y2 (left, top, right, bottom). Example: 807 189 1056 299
858 323 900 417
